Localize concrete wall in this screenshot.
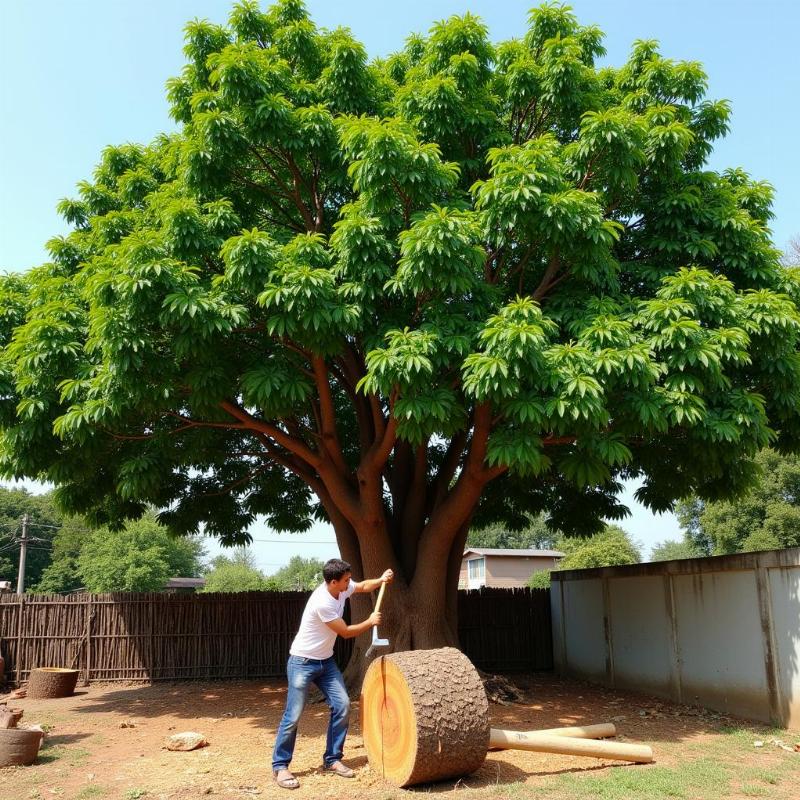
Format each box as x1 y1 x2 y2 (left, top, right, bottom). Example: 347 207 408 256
551 548 800 730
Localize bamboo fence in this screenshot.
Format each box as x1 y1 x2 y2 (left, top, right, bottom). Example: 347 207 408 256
0 587 551 684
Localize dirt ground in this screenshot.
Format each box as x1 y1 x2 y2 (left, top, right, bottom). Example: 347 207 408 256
2 673 798 800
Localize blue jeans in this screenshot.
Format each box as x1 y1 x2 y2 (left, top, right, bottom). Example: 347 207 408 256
272 655 351 771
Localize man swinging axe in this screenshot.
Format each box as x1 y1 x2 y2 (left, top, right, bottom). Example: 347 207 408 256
272 558 393 790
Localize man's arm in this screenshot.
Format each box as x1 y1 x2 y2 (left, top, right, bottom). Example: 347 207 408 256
354 568 394 594
325 612 381 640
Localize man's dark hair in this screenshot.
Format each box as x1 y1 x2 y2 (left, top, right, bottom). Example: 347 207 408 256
323 558 352 583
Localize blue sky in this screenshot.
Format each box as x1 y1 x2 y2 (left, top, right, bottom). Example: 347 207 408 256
1 1 798 569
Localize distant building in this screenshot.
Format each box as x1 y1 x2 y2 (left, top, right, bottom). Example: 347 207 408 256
164 577 206 594
459 548 564 590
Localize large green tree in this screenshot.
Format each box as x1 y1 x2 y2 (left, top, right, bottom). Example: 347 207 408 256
1 2 799 682
676 448 800 555
70 515 205 593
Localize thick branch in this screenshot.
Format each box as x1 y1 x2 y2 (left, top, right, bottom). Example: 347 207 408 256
278 148 317 232
333 355 373 454
429 429 468 513
399 443 429 582
413 403 495 568
533 248 562 301
311 355 351 477
219 399 321 468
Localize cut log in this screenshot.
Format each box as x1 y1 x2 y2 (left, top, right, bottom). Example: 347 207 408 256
488 722 616 750
360 647 489 787
488 729 654 763
361 647 653 787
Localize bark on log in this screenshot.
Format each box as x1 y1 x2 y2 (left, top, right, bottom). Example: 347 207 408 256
488 729 654 763
360 647 489 787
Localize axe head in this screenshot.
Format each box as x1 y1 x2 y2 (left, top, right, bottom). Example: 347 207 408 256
364 623 389 658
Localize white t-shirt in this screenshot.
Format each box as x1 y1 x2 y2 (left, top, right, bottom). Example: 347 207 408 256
289 579 358 659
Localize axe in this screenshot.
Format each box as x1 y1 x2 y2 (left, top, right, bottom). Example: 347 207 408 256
364 581 389 658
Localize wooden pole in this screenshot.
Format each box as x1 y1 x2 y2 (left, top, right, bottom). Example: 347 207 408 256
488 729 653 763
16 515 29 595
15 596 24 687
488 722 616 750
84 598 92 686
523 723 616 739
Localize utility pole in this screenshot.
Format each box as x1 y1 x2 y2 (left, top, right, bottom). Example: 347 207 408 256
16 514 29 595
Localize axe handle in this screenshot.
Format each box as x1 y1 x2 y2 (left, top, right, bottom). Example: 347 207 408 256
374 581 387 613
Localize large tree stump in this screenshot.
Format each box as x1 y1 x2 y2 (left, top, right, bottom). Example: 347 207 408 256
360 647 489 786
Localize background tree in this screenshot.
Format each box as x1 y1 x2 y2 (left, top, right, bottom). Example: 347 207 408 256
201 547 274 592
55 514 205 593
528 524 641 587
467 513 558 550
0 487 63 588
1 1 799 684
649 538 699 561
269 554 324 590
676 448 800 554
31 515 88 593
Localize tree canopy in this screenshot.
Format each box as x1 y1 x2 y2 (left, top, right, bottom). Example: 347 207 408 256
528 524 641 587
1 1 799 658
649 537 698 561
676 448 800 555
468 513 558 550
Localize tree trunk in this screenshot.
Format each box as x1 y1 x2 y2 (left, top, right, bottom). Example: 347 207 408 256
340 540 462 693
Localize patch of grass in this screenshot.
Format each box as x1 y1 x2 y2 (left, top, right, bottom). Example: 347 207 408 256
538 758 731 800
124 790 148 800
75 787 106 800
739 784 770 797
716 725 786 744
479 781 529 798
739 767 781 785
36 743 90 767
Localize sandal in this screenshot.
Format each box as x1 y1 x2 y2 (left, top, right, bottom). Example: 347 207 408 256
273 769 300 790
324 760 355 778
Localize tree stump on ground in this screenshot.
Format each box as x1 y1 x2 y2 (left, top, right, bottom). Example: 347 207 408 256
360 647 489 787
27 668 79 699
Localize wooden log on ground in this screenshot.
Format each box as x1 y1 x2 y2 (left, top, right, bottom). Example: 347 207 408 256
488 729 654 763
525 723 616 739
360 647 490 787
361 647 653 787
488 722 616 750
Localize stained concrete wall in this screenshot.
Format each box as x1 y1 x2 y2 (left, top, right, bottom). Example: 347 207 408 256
551 548 800 730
